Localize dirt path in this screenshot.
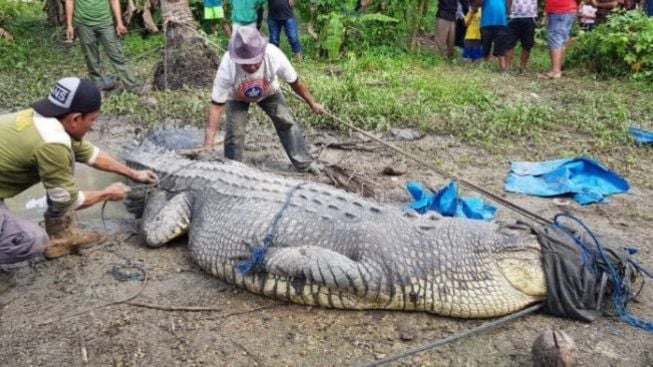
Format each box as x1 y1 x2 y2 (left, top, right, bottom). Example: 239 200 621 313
1 118 652 367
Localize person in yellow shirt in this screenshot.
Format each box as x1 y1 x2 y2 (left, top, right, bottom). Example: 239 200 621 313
463 0 483 60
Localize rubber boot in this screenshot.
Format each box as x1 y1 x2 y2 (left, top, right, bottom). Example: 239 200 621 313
43 212 107 259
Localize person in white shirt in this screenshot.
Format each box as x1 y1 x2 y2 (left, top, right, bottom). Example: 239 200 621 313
203 27 324 172
578 0 598 31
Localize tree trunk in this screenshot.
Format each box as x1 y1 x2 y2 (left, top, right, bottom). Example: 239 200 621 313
0 26 14 43
44 0 65 25
153 0 220 90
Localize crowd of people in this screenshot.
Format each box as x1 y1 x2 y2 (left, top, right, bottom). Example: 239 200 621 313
434 0 651 78
60 0 653 95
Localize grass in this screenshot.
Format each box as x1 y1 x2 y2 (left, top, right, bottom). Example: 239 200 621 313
1 3 651 183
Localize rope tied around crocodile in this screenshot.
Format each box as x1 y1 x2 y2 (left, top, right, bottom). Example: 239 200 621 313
510 212 653 331
237 183 305 275
543 213 653 331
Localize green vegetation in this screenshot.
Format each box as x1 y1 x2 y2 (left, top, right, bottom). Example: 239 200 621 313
569 11 653 81
0 3 651 181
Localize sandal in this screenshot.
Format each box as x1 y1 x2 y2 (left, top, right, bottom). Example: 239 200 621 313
537 72 562 80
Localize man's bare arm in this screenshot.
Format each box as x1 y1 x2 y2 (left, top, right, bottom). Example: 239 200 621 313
204 102 225 149
78 183 131 209
65 0 75 40
289 78 324 114
92 151 158 183
109 0 127 34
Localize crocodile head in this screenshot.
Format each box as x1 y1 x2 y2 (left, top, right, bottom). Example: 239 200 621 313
495 238 546 298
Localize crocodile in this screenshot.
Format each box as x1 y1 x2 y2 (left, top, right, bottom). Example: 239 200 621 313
123 126 546 318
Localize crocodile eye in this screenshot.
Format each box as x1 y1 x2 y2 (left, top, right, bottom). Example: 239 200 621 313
403 211 418 218
419 225 435 232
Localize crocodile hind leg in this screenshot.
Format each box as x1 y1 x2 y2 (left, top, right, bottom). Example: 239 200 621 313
141 191 192 247
229 246 388 310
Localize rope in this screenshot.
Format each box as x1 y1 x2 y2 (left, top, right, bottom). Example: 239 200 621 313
193 30 550 226
357 303 544 367
291 94 552 226
100 159 201 232
192 32 549 225
552 213 653 332
162 1 170 126
237 183 304 275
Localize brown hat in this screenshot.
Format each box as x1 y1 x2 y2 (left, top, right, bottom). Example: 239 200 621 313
228 27 268 64
31 77 101 118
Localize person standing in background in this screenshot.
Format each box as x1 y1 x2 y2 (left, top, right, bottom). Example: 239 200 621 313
541 0 578 79
268 0 303 61
230 0 265 33
480 0 508 63
65 0 141 93
499 0 538 72
435 0 459 58
205 0 232 37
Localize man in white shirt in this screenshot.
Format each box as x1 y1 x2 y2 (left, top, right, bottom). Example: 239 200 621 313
203 27 324 172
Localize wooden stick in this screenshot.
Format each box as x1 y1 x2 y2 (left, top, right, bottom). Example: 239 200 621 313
79 330 88 364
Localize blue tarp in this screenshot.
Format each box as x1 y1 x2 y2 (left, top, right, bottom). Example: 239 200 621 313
405 181 496 221
504 157 629 205
629 126 653 144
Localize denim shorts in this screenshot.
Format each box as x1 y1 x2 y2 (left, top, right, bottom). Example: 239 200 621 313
547 13 575 48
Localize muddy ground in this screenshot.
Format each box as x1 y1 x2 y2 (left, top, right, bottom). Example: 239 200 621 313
1 116 652 367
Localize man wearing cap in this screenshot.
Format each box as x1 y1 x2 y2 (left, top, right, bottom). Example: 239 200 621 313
203 27 324 172
0 77 158 276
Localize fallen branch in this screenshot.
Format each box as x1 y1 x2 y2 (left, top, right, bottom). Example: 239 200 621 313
125 300 223 312
314 141 381 152
323 164 377 198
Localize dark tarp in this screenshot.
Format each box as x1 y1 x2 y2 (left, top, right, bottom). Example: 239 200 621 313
521 219 637 322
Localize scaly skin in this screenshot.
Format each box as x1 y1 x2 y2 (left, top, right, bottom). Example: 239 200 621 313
124 128 546 318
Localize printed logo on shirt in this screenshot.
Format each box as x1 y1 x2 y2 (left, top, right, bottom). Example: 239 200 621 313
51 83 72 106
236 79 270 101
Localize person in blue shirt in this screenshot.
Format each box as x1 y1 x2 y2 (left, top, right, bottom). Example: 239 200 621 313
480 0 508 64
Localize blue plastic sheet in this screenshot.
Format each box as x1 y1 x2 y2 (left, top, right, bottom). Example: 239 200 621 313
504 157 629 205
405 181 496 221
629 126 653 144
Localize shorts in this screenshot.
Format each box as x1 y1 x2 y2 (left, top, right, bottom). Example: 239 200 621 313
480 25 507 58
579 22 595 32
463 39 483 59
204 6 224 20
547 12 575 49
503 17 536 51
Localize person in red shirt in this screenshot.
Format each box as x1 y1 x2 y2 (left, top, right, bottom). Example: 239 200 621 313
541 0 579 79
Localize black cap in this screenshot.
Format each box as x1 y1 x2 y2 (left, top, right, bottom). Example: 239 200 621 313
31 77 102 118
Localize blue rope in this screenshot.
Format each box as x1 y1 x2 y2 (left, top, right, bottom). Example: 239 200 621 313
553 212 653 332
237 183 304 275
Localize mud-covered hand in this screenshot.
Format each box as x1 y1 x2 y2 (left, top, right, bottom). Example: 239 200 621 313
105 182 132 201
132 169 159 184
310 102 325 114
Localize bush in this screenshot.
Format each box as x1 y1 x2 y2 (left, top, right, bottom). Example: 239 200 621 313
317 12 401 59
568 11 653 81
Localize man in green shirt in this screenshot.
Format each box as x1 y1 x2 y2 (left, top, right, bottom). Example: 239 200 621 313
230 0 266 32
0 77 158 277
65 0 140 93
